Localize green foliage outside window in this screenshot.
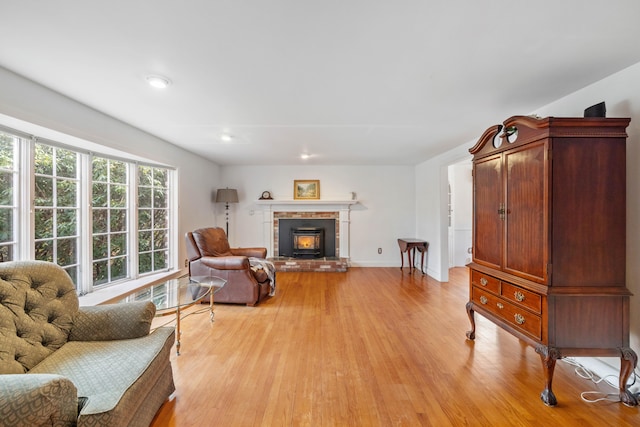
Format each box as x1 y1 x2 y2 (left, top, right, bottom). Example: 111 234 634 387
2 132 173 290
34 143 79 283
138 166 169 274
91 157 129 286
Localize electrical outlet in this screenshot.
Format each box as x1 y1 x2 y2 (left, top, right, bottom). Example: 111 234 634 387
378 248 382 254
184 259 188 268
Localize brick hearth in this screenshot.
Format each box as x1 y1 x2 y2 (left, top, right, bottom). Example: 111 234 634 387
269 256 349 272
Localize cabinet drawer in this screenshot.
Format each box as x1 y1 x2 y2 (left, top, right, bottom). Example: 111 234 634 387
501 282 542 314
472 287 542 341
471 270 500 295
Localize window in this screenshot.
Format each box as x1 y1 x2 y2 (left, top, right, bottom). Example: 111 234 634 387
91 157 129 286
138 166 169 274
34 143 80 283
0 125 175 294
0 132 18 262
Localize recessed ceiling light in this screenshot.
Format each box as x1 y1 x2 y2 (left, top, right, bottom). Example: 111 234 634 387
300 153 310 160
221 134 234 142
145 75 171 89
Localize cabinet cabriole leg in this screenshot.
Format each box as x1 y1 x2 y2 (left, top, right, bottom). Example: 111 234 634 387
536 345 559 406
619 347 638 407
465 301 476 340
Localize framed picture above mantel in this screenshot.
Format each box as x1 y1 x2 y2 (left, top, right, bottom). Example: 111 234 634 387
294 180 320 200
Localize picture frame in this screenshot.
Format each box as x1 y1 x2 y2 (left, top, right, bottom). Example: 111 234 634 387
294 179 320 200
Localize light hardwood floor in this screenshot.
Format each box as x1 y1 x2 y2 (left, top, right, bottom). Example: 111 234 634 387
150 267 639 426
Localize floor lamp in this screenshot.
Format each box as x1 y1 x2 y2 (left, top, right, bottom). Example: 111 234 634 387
215 188 239 236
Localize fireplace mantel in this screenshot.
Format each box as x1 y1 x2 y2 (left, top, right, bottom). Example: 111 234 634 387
255 199 357 259
255 199 358 209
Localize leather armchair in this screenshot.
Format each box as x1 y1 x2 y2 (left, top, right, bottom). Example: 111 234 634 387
185 227 273 306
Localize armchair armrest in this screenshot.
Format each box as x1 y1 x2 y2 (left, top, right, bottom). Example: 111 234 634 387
0 374 77 427
69 301 156 341
200 255 250 270
231 247 267 258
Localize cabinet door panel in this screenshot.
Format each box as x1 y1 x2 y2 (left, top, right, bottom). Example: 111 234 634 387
504 142 548 283
473 155 502 269
551 138 626 286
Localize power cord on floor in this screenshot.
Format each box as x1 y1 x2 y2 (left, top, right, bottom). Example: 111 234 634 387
562 357 640 404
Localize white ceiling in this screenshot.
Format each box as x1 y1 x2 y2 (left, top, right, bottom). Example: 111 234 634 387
2 1 640 166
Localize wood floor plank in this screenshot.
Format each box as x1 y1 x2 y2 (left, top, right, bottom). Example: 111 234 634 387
150 267 639 426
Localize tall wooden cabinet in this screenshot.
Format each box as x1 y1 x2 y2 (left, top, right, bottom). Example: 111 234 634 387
465 115 637 406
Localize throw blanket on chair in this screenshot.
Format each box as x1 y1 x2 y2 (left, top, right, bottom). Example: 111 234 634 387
249 257 277 296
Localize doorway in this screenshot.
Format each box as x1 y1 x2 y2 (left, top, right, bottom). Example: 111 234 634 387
447 160 473 268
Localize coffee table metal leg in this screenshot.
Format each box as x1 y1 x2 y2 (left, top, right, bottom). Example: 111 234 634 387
175 306 181 356
210 292 215 322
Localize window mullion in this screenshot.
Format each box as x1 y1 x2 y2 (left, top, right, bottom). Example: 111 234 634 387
129 162 139 279
19 137 35 259
79 153 92 295
169 169 178 271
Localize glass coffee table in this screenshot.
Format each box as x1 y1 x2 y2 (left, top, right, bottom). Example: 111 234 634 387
121 274 226 355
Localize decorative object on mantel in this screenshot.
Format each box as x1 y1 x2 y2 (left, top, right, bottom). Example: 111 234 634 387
293 179 320 200
259 191 273 200
254 199 358 205
215 188 238 236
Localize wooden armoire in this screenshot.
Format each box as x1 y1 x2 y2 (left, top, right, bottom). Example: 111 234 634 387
465 115 637 406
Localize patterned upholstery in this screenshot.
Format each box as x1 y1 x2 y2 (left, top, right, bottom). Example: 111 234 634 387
0 374 77 427
30 328 175 427
69 302 156 342
0 261 176 427
0 260 78 374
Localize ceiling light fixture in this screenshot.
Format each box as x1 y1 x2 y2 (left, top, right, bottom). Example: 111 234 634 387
220 134 234 142
300 153 310 160
145 75 171 89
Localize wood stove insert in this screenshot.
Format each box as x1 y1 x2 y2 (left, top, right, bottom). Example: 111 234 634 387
292 227 324 258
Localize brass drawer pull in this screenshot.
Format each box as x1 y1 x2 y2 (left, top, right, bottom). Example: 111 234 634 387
480 296 488 305
497 302 504 309
514 291 525 302
514 313 525 325
480 278 488 286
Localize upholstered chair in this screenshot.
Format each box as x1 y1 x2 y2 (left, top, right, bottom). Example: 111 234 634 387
185 227 275 306
0 260 175 427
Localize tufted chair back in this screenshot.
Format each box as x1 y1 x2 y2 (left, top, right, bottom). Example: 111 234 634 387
0 260 79 374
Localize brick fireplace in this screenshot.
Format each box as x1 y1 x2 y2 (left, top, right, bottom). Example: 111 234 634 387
255 199 357 272
274 211 339 258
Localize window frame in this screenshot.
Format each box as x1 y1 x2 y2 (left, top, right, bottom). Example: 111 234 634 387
0 132 19 262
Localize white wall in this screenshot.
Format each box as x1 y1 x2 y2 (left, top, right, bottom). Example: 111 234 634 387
416 61 640 367
220 165 415 266
0 66 222 269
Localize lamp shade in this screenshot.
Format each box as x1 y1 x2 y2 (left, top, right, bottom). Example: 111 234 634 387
216 188 239 203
